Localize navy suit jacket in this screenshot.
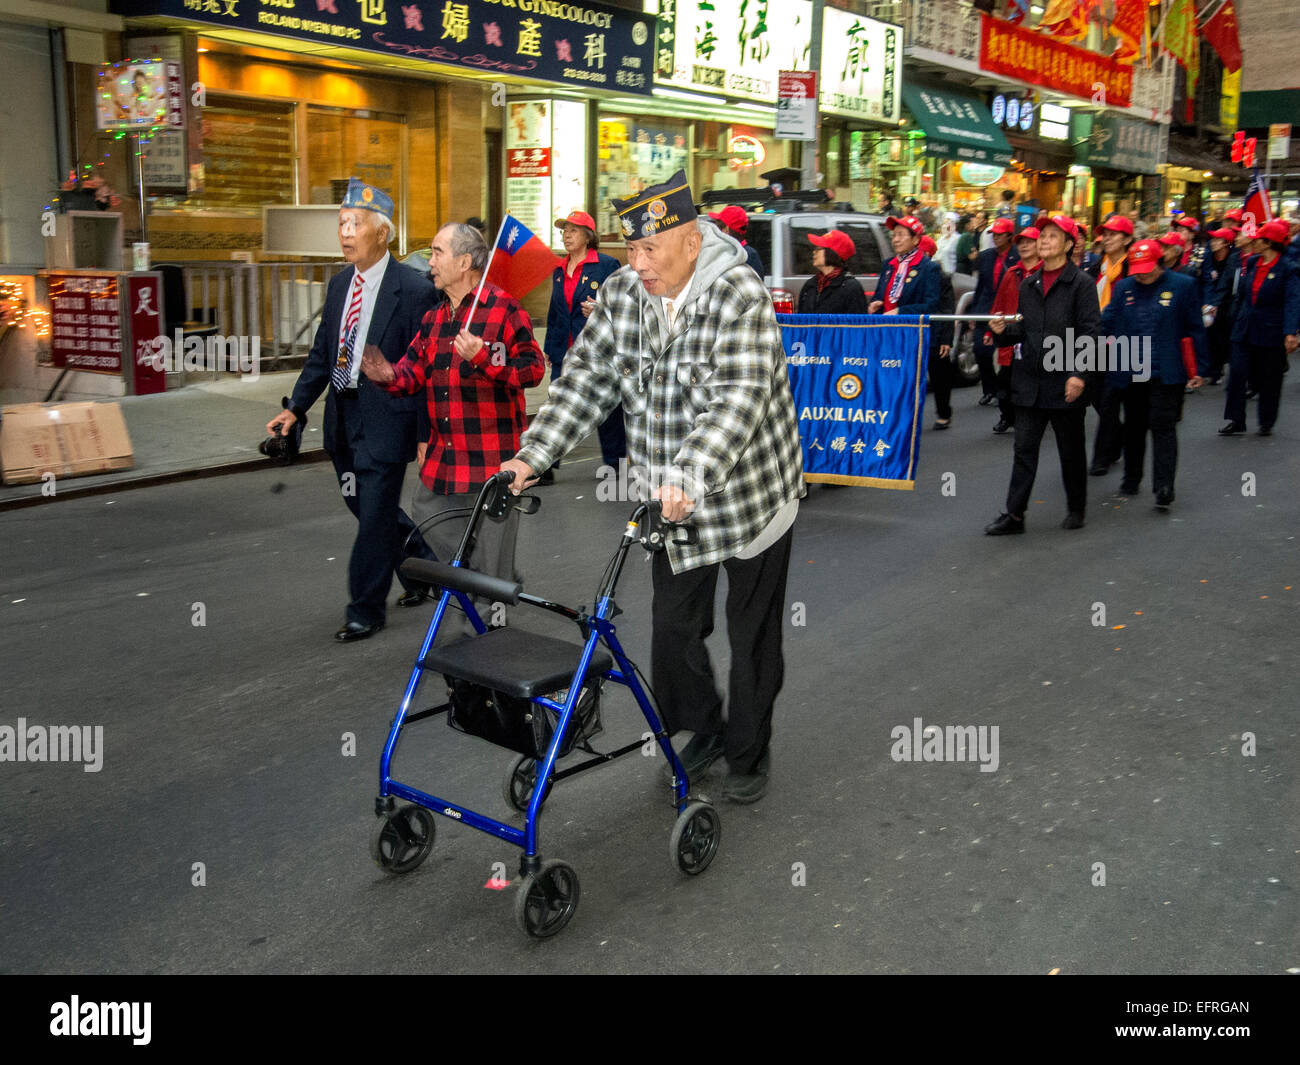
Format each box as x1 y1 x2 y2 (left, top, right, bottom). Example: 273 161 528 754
544 252 619 363
870 254 942 315
1101 271 1208 387
972 245 1020 313
290 257 438 464
1229 254 1300 347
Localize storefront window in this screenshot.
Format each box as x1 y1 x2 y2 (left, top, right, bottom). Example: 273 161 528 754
192 95 294 210
597 115 691 239
307 106 405 240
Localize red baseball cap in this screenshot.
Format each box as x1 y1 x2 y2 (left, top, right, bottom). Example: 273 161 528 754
1128 239 1162 275
808 229 856 261
1016 226 1041 243
555 210 596 231
1257 219 1290 243
1099 214 1135 236
1224 208 1244 222
918 234 937 256
707 205 749 232
1157 231 1185 247
1207 228 1236 241
1175 216 1199 229
989 217 1015 235
1042 214 1080 244
886 214 925 237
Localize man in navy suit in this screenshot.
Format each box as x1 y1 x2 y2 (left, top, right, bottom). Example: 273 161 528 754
267 179 438 642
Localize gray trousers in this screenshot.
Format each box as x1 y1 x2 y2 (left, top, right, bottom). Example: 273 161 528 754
411 483 521 635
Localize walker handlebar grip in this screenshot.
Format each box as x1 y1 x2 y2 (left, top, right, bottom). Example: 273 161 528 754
399 559 522 605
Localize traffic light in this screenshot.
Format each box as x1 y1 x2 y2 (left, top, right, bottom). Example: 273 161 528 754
1244 137 1257 168
1231 130 1244 162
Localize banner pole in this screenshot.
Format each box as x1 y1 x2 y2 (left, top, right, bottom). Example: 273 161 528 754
926 314 1023 322
466 217 507 328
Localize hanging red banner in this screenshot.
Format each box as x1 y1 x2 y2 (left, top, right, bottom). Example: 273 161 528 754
980 14 1132 109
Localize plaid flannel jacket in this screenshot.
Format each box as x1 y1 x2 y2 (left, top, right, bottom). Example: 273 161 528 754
516 225 804 572
389 282 546 494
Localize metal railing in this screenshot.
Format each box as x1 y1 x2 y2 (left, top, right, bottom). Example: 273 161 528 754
162 260 345 370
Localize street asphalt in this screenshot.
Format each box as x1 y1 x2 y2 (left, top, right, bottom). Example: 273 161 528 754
0 379 1296 974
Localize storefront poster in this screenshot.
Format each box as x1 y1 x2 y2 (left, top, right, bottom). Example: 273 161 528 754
110 0 653 95
818 9 901 123
1071 113 1167 175
48 273 122 374
980 13 1132 108
654 0 813 103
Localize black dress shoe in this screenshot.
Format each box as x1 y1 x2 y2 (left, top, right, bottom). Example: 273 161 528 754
932 418 951 430
1257 426 1273 437
397 585 432 607
992 418 1011 434
1218 421 1246 435
1061 511 1086 530
334 620 383 642
978 394 996 406
984 513 1025 535
1154 487 1175 509
1088 463 1109 476
1118 481 1139 496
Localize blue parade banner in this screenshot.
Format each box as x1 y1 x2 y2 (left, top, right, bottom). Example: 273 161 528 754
109 0 654 95
778 314 928 489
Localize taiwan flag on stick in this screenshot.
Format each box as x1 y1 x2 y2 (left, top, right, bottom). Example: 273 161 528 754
468 214 557 322
1242 171 1273 237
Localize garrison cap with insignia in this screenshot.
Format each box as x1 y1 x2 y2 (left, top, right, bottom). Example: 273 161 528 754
611 169 697 239
342 177 394 224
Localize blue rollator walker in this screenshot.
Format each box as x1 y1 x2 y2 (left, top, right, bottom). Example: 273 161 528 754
372 471 721 938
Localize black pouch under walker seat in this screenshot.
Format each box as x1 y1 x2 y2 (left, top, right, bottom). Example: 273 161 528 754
446 676 604 759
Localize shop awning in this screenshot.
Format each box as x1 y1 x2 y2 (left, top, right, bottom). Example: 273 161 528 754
902 85 1013 167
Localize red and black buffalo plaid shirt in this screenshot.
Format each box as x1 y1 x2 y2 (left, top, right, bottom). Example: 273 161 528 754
388 282 546 494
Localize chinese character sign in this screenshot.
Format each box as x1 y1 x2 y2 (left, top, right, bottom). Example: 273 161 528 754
779 314 927 489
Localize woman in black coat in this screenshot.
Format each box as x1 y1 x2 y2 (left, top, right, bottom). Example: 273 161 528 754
797 230 867 314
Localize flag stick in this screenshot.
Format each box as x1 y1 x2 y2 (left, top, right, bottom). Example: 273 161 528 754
466 217 507 329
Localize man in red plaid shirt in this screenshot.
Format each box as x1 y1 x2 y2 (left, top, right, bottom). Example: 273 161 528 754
362 222 545 629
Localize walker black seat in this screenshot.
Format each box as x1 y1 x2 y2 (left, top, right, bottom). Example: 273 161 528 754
419 627 613 699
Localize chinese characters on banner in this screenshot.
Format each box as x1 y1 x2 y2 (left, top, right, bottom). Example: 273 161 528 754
49 274 123 374
113 0 653 95
979 13 1132 108
127 274 166 395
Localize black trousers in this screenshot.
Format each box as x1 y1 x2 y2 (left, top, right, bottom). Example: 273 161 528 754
1120 380 1184 492
1006 405 1087 518
650 528 793 775
1091 382 1125 468
1206 313 1232 379
995 364 1015 425
331 391 422 626
928 347 954 421
973 334 998 396
1225 342 1287 429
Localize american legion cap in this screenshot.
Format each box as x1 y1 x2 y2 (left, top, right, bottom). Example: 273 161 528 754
611 169 697 240
342 177 393 224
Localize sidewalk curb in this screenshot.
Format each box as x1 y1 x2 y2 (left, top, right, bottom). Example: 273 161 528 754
0 449 333 512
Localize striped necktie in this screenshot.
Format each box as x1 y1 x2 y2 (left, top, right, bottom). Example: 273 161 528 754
332 271 364 391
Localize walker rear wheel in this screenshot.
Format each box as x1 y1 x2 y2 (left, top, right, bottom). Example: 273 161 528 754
369 804 435 875
502 755 548 813
514 859 580 938
670 801 720 876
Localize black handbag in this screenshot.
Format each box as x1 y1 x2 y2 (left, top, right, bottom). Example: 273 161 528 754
446 676 603 759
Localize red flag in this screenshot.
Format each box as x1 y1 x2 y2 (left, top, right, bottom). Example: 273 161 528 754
1198 0 1241 72
1162 0 1200 122
483 215 558 302
1037 0 1101 42
1110 0 1148 63
1242 171 1273 235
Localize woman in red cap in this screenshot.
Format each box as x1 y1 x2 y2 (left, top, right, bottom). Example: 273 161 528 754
919 233 957 429
1200 227 1240 385
970 216 1020 405
1220 218 1300 436
540 210 622 482
868 215 942 317
986 225 1042 434
797 229 868 314
708 205 765 277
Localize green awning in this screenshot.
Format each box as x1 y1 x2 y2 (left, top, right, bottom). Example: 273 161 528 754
902 85 1013 168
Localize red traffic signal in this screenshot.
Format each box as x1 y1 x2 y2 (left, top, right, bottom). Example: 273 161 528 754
1244 137 1257 168
1231 130 1244 162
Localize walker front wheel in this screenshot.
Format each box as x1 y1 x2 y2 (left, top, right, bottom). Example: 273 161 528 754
670 801 721 876
369 804 435 875
514 859 580 938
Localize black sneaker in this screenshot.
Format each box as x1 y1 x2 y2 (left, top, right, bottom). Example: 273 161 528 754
663 732 724 785
978 394 996 406
722 751 770 805
1257 426 1273 437
1088 463 1109 476
1118 482 1139 496
1061 512 1086 530
1154 487 1175 509
984 513 1025 535
992 419 1011 434
1218 422 1246 435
